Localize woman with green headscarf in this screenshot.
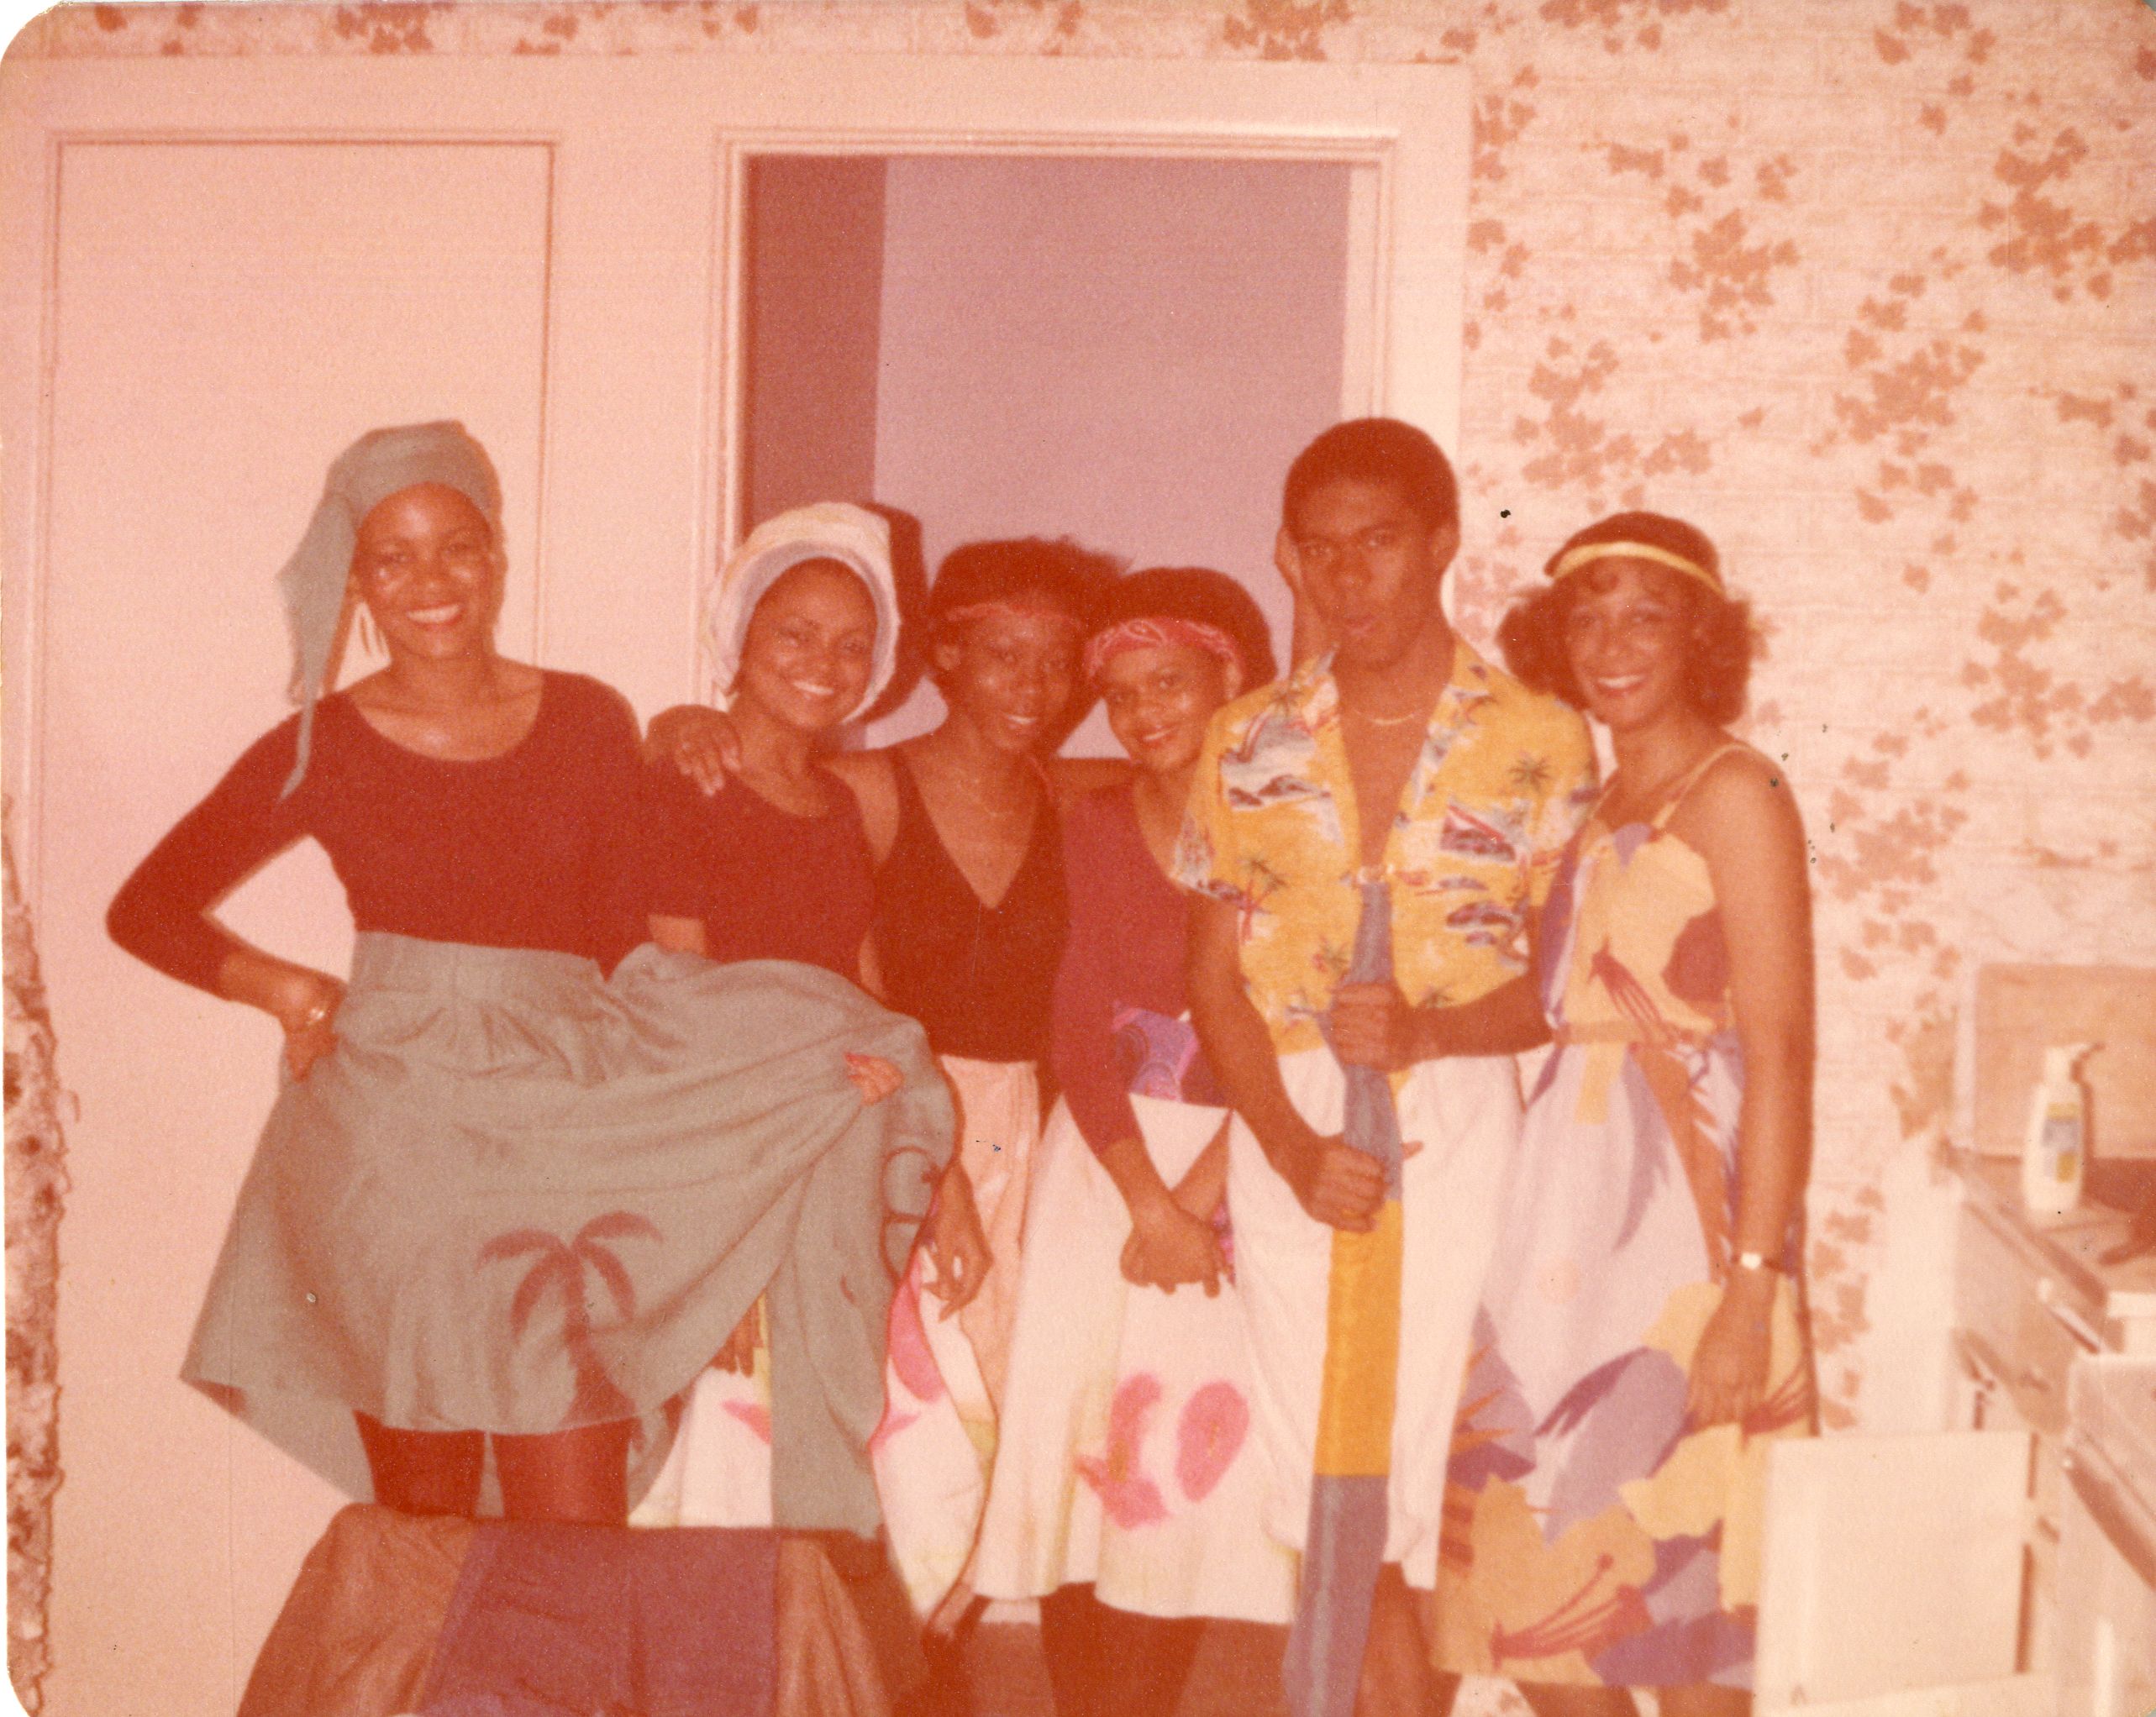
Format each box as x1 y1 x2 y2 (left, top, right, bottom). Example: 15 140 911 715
108 423 954 1535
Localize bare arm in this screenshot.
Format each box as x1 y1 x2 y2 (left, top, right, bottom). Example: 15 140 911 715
1422 974 1552 1056
1330 971 1552 1070
1685 754 1813 1258
1186 895 1318 1172
1186 895 1382 1231
920 1157 989 1316
1674 751 1814 1423
1170 1116 1230 1220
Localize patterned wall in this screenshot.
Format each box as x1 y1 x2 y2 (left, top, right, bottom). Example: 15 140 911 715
15 0 2156 1434
7 828 67 1714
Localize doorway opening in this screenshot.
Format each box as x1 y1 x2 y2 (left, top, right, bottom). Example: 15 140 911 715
738 152 1353 748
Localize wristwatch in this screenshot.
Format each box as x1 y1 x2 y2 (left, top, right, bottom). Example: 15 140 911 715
1733 1249 1778 1274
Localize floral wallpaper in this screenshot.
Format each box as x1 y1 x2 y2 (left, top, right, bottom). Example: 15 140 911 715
13 0 2156 1440
7 826 68 1715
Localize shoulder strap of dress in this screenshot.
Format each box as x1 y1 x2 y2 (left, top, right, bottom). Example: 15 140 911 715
1650 739 1753 830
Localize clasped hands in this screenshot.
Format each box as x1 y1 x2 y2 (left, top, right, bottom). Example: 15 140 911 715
1120 1175 1229 1297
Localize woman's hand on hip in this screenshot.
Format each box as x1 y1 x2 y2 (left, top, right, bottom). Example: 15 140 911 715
276 969 345 1081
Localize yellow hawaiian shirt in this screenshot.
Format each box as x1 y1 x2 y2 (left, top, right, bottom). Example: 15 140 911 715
1175 640 1596 1056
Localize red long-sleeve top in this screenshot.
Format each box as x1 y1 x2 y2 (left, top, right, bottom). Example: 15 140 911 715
108 671 646 990
1048 782 1222 1158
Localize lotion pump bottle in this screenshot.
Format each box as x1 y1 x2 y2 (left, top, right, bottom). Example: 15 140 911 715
2022 1042 2095 1218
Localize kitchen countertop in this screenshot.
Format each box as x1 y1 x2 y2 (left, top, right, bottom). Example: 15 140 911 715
1953 1151 2156 1326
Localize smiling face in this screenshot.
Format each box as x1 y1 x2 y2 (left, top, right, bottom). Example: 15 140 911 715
735 558 878 735
1097 640 1238 779
350 482 503 663
1559 559 1699 732
934 603 1081 755
1281 476 1458 671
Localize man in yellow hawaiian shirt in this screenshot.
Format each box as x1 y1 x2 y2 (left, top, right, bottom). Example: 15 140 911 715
1181 419 1595 1715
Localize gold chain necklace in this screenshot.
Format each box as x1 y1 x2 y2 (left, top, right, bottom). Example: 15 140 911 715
1342 702 1429 729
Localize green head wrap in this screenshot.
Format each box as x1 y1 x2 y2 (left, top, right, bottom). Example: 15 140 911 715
276 421 502 796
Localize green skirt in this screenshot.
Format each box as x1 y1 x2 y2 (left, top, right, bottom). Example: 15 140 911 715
182 933 954 1536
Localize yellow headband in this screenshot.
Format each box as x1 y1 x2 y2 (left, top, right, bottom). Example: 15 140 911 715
1549 538 1721 593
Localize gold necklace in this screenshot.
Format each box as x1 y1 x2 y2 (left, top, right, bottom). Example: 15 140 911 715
1343 702 1428 729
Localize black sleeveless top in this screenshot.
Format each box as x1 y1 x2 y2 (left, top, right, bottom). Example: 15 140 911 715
875 750 1068 1063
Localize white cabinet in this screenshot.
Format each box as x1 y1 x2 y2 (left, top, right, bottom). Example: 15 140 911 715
1746 1149 2156 1717
1754 1431 2050 1717
2055 1358 2156 1717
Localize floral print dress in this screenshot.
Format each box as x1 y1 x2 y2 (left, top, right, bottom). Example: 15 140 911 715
1432 742 1814 1688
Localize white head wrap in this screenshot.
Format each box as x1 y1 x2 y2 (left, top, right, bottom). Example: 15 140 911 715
702 503 898 721
276 421 502 796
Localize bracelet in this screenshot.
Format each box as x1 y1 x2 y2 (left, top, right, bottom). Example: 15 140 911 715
1733 1249 1778 1274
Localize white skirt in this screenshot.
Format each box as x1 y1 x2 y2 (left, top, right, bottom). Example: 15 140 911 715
1227 1046 1522 1592
971 1092 1297 1622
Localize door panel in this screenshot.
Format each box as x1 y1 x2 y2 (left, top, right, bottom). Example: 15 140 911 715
39 139 550 1717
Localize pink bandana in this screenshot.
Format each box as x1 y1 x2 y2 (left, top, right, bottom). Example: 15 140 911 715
1083 617 1243 685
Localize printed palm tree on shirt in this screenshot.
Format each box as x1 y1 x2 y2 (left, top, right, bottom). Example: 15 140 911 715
478 1210 662 1426
1229 856 1286 939
1509 753 1554 797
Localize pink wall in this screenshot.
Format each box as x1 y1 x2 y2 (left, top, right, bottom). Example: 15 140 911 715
869 152 1349 748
